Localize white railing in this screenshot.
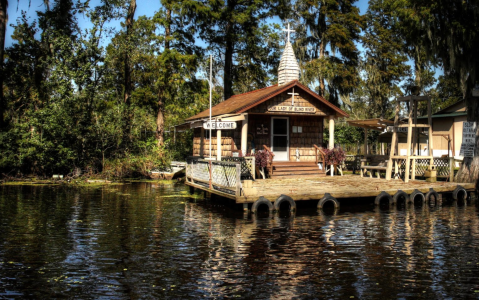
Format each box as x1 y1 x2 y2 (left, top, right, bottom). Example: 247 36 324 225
186 158 241 196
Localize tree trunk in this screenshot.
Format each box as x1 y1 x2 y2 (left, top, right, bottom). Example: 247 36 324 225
224 35 233 100
0 0 7 129
456 119 479 191
164 6 170 50
155 5 171 148
223 0 235 101
123 0 136 103
156 96 164 147
318 41 325 97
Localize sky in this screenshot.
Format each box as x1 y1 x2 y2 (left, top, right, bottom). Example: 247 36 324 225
5 0 370 47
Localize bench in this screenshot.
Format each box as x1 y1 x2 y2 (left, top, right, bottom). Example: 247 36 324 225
360 155 390 179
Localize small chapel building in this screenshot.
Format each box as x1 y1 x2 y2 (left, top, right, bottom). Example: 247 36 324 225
181 26 349 162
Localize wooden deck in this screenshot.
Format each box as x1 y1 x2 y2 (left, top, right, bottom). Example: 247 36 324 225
184 158 476 208
238 175 475 203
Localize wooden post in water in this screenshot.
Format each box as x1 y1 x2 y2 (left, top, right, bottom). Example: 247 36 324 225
449 157 455 182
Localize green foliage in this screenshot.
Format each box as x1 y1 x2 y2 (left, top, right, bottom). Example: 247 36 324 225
2 0 478 179
0 0 210 177
361 0 410 119
102 140 168 178
293 0 365 105
186 0 286 99
429 73 463 113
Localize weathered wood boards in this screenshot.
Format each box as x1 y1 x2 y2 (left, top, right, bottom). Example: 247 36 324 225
235 175 475 203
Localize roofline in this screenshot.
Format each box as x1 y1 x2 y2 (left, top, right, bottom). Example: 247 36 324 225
433 98 465 115
417 112 467 119
186 80 349 121
236 80 349 117
230 84 277 98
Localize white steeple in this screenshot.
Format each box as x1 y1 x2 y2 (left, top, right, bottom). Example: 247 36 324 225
278 23 300 86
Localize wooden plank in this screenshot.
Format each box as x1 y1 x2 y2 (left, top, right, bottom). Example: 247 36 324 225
234 176 476 203
185 181 237 200
398 124 430 128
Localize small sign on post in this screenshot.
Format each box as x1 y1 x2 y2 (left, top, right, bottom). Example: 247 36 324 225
203 121 237 130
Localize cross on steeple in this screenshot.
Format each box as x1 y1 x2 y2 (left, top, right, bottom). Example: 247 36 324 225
282 23 295 43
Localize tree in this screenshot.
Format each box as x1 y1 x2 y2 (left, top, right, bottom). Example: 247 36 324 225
430 72 463 113
123 0 136 103
1 0 51 130
0 0 6 129
184 0 286 100
361 0 410 119
293 0 364 106
394 0 479 186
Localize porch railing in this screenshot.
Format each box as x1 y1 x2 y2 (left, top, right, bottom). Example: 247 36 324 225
313 145 326 166
393 156 459 180
344 155 363 174
186 157 241 196
222 156 255 180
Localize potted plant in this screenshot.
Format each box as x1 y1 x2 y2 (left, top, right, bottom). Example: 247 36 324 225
323 147 346 175
254 150 272 179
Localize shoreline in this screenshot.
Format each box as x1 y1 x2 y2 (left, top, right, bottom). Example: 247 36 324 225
0 177 185 186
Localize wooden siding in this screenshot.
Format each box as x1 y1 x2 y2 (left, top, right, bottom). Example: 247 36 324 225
191 88 327 160
192 126 241 157
288 116 324 161
247 90 332 116
248 114 324 161
248 115 271 154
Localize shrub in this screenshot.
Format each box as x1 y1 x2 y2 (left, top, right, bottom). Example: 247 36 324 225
323 148 346 165
254 150 271 168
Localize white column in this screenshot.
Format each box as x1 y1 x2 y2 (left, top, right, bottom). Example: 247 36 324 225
329 116 335 176
329 116 335 149
217 129 222 161
241 114 248 156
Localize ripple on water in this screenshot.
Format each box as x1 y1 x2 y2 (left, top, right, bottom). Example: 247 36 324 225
1 184 479 299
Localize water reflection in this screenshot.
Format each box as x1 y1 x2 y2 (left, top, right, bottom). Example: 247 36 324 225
1 184 479 299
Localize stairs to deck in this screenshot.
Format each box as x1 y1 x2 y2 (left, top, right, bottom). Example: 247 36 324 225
271 162 326 179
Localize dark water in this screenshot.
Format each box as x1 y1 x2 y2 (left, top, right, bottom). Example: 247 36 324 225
1 183 479 299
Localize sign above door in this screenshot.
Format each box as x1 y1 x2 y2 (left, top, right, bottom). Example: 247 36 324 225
268 105 316 113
